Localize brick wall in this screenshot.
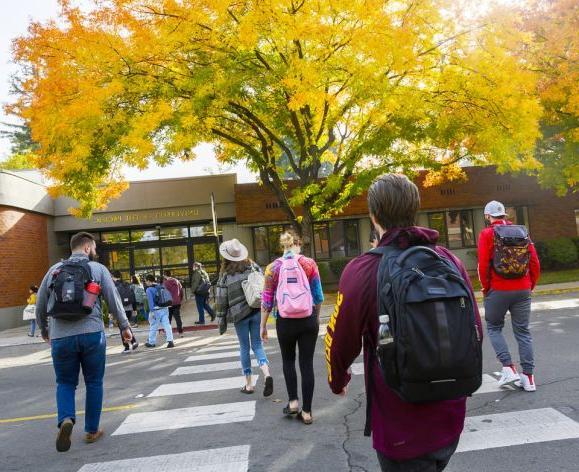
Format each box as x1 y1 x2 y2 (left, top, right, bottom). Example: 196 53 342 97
235 167 579 240
0 206 49 309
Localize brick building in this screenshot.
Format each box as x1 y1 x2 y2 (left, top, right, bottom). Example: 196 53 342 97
1 166 578 329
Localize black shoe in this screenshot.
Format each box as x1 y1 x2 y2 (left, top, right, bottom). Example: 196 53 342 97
144 342 156 348
209 313 216 322
167 341 175 348
263 376 274 397
131 341 139 351
56 418 74 452
194 321 205 325
121 347 130 354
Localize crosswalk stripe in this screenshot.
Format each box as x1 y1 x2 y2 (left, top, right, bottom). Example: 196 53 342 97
77 445 251 472
349 365 516 395
112 401 256 436
185 351 242 362
457 408 579 453
171 360 258 376
148 376 258 398
196 343 241 353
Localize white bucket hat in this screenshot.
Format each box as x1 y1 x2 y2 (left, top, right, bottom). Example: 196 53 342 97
484 200 506 217
219 239 249 262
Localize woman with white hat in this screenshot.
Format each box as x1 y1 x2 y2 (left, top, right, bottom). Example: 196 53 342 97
215 239 274 397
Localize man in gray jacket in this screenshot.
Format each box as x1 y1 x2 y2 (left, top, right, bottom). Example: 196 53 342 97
36 232 132 452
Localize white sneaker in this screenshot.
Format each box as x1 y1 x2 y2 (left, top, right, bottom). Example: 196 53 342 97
498 365 520 387
516 373 537 392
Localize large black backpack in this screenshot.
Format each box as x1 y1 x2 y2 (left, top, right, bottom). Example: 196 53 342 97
371 245 482 404
47 260 93 320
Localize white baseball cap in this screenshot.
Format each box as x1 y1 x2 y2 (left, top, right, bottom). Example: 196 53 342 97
484 200 506 217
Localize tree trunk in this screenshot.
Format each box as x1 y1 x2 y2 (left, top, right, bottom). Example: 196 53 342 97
300 205 315 258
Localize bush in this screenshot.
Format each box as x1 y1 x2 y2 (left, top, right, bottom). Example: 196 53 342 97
572 237 579 255
544 238 578 269
329 257 353 277
317 261 333 285
534 241 551 269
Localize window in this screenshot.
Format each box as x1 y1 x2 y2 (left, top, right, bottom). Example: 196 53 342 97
193 242 217 264
101 231 130 244
251 224 293 266
313 220 360 259
190 224 221 238
131 229 159 242
161 245 189 265
313 223 331 259
428 210 476 249
108 249 130 270
160 226 188 240
505 206 529 227
133 247 160 268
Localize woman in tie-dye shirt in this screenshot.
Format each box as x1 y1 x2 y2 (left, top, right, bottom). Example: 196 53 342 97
260 231 324 425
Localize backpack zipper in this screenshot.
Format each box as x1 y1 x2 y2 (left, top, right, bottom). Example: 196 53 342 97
411 267 424 277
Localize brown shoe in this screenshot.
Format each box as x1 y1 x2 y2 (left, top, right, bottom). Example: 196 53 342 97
56 418 74 452
84 429 104 444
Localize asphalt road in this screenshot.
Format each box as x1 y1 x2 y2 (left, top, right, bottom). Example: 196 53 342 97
1 292 579 472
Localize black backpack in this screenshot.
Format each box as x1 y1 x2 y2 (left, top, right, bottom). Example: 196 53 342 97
366 245 482 423
116 280 135 308
47 260 93 320
153 284 173 308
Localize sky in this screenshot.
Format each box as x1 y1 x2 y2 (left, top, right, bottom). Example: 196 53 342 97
0 0 255 183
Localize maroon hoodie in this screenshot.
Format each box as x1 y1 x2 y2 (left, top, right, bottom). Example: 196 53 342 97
325 226 483 460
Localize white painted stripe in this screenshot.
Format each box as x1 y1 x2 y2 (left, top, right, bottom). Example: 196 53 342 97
457 408 579 453
196 344 240 353
475 374 516 394
149 376 258 397
350 362 364 376
185 351 241 362
171 360 258 376
112 401 256 436
532 298 579 311
78 445 250 472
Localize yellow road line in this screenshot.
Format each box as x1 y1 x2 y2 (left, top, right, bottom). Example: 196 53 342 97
0 403 140 424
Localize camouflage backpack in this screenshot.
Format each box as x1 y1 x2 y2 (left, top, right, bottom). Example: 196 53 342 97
492 225 531 279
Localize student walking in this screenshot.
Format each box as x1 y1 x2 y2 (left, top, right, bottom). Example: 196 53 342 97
24 285 38 337
144 274 175 349
111 271 139 353
261 231 324 425
35 232 132 452
326 174 483 471
478 200 541 391
191 262 216 324
131 275 147 323
163 270 184 335
215 239 273 396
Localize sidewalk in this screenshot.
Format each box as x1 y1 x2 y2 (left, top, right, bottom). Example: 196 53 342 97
2 280 577 348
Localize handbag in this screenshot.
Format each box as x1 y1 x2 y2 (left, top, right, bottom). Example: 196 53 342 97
195 272 211 297
23 304 36 321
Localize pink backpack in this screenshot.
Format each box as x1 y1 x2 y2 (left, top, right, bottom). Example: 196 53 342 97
276 255 313 318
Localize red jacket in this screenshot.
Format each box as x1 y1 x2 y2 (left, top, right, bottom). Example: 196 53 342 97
477 220 540 293
163 277 183 305
326 227 483 460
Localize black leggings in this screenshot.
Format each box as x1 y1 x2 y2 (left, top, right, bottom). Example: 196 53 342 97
276 315 319 412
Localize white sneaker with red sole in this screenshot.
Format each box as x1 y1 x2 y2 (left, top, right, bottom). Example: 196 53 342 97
498 365 520 387
516 373 537 392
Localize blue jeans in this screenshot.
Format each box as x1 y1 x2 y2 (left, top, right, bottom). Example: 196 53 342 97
148 308 174 344
234 310 268 375
29 319 36 336
195 294 215 324
51 331 106 433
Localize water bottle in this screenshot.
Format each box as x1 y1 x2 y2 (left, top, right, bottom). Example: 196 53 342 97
378 315 393 346
82 281 101 313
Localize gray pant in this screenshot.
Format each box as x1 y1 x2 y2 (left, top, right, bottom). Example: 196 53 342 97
484 290 534 374
377 440 459 471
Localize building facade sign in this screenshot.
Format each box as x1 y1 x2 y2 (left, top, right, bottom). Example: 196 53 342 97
93 207 201 225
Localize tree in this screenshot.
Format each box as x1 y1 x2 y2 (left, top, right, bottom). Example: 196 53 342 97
0 123 38 170
0 152 36 171
519 0 578 194
9 0 542 244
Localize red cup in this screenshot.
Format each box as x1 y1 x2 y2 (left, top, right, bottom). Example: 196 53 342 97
83 281 101 312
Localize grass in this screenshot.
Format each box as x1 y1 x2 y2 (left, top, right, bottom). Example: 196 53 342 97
470 267 579 291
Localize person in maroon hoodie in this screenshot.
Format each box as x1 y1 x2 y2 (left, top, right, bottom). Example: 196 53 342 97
326 174 482 471
163 270 184 337
478 200 540 392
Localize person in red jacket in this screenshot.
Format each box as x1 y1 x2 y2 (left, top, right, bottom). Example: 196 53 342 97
478 200 541 392
326 174 482 471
